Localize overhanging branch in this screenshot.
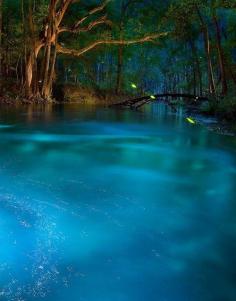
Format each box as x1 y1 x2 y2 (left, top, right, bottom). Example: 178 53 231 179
59 15 112 33
56 0 73 26
57 32 169 57
73 0 111 29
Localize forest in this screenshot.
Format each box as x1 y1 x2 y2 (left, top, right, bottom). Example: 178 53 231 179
0 0 235 122
1 1 236 301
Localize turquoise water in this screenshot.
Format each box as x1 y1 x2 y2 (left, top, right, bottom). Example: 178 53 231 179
0 103 236 301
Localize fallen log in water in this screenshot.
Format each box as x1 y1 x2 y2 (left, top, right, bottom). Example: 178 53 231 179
111 93 209 109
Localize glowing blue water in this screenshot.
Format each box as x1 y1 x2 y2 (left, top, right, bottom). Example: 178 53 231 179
0 103 236 301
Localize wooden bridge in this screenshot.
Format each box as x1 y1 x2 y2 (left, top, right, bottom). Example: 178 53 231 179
110 93 208 109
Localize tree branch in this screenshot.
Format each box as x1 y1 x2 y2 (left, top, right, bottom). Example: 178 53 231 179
57 32 168 57
56 0 73 26
59 15 112 33
73 0 110 29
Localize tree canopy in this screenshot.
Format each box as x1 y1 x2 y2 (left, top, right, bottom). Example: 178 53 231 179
0 0 235 103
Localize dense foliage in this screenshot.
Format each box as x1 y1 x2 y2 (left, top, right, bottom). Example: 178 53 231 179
0 0 236 115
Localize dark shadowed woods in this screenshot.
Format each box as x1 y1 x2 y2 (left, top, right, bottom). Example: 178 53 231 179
0 0 235 121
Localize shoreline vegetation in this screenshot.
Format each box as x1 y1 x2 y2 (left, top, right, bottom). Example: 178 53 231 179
0 82 235 136
0 1 235 136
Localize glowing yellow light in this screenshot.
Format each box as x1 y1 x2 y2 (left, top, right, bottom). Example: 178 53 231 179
131 83 137 89
186 117 196 124
150 95 156 100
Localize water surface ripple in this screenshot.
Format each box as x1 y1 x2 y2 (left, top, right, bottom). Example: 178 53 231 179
0 103 235 301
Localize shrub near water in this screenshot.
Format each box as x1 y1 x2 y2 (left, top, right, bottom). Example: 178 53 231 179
216 95 236 121
200 94 236 122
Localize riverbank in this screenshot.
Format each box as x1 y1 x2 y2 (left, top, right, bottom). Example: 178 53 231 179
185 103 236 137
0 85 127 106
0 91 235 137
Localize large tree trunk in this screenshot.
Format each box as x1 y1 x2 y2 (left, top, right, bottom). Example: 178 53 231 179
42 44 57 98
203 27 216 95
212 12 227 95
26 0 38 97
25 53 33 97
25 0 58 100
196 6 216 95
189 39 203 96
115 0 135 95
41 0 57 99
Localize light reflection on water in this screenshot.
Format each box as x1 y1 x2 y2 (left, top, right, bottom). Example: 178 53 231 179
0 103 236 301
